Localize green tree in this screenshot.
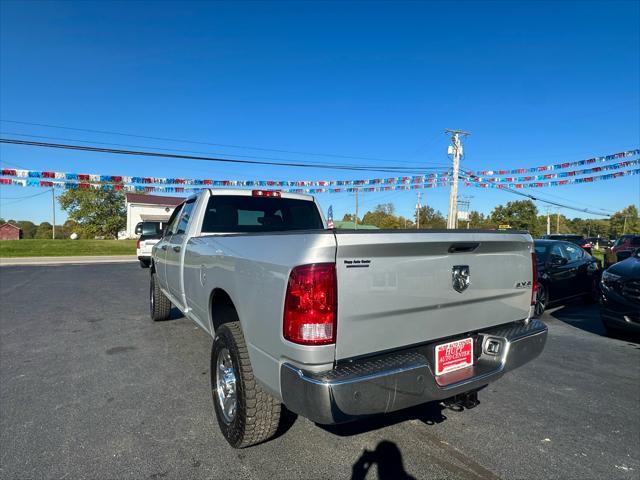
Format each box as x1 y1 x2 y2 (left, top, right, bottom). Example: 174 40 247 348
609 205 640 237
58 219 80 239
416 206 446 229
398 216 413 229
58 189 126 239
362 204 401 228
34 222 53 239
16 220 37 239
490 200 540 235
341 213 360 223
468 211 489 229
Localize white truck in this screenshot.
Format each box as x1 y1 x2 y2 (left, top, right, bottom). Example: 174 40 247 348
150 189 547 448
135 221 164 268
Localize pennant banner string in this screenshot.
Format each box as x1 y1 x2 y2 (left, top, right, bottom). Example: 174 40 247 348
473 149 639 176
2 168 638 194
461 169 640 190
1 149 637 187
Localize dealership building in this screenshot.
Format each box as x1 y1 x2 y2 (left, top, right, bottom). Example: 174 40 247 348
124 193 184 238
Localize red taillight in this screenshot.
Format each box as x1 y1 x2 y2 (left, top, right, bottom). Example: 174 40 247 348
283 263 337 345
531 252 538 306
252 190 281 198
136 239 141 249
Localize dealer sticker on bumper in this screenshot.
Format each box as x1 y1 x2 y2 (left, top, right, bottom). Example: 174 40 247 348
435 337 474 376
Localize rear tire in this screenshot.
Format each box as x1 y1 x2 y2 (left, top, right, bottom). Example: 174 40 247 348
583 278 599 304
150 273 171 321
139 259 150 268
534 283 548 318
212 317 281 448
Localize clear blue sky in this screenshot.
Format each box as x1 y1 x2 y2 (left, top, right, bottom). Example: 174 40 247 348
1 0 639 224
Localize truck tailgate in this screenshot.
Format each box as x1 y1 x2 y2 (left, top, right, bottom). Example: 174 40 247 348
334 231 534 360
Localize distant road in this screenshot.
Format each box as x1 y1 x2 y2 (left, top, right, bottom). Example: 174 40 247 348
0 255 137 266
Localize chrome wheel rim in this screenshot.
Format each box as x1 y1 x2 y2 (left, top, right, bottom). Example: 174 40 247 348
535 284 546 317
215 348 237 424
150 280 154 310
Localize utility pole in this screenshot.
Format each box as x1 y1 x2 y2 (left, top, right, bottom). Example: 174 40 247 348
556 208 561 234
445 129 470 229
457 196 472 229
354 188 359 230
52 187 56 240
416 191 422 229
545 207 552 235
623 215 627 234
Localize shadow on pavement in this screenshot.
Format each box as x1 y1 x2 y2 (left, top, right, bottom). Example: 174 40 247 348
549 303 604 335
549 303 640 344
170 307 186 320
351 441 416 480
320 401 449 437
272 406 299 441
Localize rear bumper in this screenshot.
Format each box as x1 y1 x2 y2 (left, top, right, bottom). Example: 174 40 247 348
281 319 547 424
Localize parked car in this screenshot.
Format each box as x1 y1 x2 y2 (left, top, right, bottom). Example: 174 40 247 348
149 189 547 448
540 234 592 254
583 236 610 250
600 248 640 335
135 221 164 268
533 239 600 317
604 235 640 267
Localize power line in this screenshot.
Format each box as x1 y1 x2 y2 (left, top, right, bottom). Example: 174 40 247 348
0 138 443 174
0 119 444 167
459 171 611 217
512 186 616 214
0 132 450 171
0 188 51 205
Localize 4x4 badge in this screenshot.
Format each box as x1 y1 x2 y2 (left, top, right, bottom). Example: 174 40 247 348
452 265 470 293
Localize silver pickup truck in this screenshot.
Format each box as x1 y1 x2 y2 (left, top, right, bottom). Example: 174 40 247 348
150 189 547 448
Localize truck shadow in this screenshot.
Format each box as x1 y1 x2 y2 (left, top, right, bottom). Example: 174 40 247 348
351 440 416 480
548 303 604 335
549 303 639 344
319 401 449 437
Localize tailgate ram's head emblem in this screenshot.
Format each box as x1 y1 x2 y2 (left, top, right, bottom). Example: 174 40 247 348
452 265 470 293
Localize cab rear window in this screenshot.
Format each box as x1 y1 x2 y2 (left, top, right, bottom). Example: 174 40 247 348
201 195 324 233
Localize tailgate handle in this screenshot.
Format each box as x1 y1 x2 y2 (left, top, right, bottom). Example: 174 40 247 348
448 243 479 253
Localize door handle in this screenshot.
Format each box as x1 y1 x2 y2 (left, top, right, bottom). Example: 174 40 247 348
161 245 167 251
173 246 181 252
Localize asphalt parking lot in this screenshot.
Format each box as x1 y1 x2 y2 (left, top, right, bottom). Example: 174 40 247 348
1 264 638 480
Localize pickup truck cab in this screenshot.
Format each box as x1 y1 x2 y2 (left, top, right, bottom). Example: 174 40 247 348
150 189 547 448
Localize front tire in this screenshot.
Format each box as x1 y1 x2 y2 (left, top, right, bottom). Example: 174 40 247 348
212 319 282 448
150 273 171 321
